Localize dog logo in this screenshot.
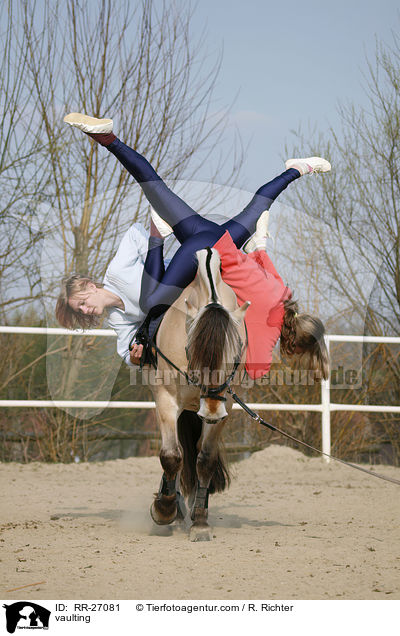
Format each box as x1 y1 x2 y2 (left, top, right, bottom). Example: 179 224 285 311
2 602 51 633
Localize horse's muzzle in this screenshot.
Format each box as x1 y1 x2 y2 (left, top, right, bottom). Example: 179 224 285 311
198 396 228 420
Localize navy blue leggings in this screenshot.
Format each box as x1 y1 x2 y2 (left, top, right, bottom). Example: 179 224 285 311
108 138 300 317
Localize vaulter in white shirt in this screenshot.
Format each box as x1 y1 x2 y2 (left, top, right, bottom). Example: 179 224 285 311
102 223 149 367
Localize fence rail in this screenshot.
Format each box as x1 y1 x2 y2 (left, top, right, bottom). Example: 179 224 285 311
1 326 400 462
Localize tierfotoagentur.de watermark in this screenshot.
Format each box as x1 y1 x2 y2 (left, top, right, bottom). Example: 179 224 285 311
130 365 361 389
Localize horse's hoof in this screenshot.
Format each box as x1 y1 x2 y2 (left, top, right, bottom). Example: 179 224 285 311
150 500 177 526
189 523 212 542
150 523 173 537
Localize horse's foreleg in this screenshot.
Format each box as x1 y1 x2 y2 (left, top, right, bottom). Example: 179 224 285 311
150 390 183 526
190 417 226 542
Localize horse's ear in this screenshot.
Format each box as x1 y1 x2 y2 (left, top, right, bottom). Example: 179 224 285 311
231 300 251 322
185 298 198 319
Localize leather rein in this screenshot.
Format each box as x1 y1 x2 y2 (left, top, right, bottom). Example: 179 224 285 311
153 338 244 401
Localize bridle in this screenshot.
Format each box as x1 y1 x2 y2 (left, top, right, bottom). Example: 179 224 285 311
153 338 243 399
150 306 244 400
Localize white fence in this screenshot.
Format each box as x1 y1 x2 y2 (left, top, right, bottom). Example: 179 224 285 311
1 326 400 462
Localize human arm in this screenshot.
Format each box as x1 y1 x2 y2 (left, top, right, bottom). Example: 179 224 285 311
103 223 151 365
106 312 142 367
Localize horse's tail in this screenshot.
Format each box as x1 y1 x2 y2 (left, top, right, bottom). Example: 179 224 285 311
186 248 240 385
177 410 230 496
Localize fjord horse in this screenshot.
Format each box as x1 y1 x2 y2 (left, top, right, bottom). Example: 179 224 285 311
150 248 249 541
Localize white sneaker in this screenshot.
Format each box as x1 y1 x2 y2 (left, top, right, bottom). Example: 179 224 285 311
243 236 267 253
150 208 173 239
243 209 272 253
255 208 271 238
285 156 331 175
64 112 113 134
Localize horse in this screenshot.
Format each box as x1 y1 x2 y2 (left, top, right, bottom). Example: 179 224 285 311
150 247 249 541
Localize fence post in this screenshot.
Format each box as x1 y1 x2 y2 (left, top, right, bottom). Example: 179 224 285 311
321 336 331 463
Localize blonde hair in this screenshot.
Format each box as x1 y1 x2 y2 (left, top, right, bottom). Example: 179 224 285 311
55 274 103 329
280 298 329 380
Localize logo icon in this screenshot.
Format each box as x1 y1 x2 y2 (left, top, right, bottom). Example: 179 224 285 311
2 602 51 633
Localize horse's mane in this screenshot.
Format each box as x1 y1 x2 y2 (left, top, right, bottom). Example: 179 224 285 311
186 303 240 383
185 246 242 386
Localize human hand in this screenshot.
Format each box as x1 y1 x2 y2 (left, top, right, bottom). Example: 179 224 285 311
130 343 144 365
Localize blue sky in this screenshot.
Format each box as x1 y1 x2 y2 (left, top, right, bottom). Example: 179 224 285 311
190 0 400 188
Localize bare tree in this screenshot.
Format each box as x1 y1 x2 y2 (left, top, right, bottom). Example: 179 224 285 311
284 32 400 462
1 0 245 460
285 32 400 335
0 0 49 318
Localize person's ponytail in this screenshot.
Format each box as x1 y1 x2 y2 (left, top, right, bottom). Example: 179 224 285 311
308 336 330 381
280 298 299 356
280 299 329 381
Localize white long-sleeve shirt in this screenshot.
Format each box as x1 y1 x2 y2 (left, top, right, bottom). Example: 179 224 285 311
103 223 149 367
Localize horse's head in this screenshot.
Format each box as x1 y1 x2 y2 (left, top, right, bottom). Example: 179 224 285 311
185 247 250 421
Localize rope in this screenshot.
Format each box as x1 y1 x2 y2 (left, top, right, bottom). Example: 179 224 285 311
228 389 400 487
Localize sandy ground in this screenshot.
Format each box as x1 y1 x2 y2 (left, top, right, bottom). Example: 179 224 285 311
1 446 399 600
